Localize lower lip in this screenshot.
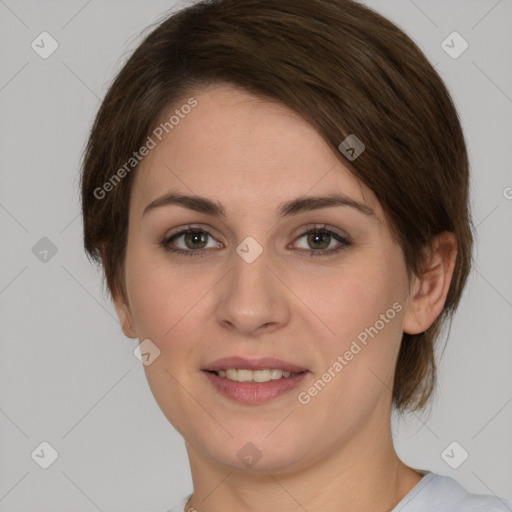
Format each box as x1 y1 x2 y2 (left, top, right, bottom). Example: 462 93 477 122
203 370 309 404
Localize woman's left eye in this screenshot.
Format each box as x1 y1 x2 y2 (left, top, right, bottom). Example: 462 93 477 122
292 226 351 257
160 224 350 258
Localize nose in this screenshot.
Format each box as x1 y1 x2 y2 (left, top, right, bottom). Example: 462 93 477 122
214 244 291 337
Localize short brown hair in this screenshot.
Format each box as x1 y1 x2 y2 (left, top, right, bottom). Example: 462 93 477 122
81 0 473 413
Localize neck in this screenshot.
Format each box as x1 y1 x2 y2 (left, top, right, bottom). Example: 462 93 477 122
183 411 423 512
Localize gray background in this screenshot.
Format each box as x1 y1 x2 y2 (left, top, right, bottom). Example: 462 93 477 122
0 0 511 510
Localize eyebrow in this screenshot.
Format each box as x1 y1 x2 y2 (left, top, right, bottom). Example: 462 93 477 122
142 191 376 219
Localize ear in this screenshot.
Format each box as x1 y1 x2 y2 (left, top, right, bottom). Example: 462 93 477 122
113 291 137 339
402 232 458 335
99 243 137 339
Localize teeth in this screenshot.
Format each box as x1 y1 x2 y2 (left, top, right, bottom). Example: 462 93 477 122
214 368 300 382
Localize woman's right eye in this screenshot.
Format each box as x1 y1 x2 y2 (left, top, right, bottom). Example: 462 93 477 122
161 228 221 257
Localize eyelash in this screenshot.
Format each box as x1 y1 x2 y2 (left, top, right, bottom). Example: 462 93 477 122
160 224 351 259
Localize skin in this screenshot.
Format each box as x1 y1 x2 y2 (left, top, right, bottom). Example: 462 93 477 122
114 83 457 512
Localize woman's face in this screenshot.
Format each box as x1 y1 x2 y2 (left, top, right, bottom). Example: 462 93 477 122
117 83 416 472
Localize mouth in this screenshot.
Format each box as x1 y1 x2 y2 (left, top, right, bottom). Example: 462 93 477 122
206 368 306 382
202 356 310 404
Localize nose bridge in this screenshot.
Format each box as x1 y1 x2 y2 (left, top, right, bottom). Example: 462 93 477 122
235 244 271 290
230 236 277 304
215 235 289 334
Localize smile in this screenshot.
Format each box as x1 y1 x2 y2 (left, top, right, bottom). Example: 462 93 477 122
202 371 309 404
212 368 302 382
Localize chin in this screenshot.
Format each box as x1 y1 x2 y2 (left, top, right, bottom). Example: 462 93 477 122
200 433 311 473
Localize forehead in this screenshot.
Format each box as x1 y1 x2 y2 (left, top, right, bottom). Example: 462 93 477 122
131 83 382 222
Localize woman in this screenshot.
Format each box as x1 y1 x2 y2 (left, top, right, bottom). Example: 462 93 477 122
80 0 512 510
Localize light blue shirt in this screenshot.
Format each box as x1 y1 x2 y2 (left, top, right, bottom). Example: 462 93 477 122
166 471 512 512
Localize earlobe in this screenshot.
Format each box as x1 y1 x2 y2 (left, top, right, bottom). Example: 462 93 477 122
113 292 137 339
99 245 136 338
402 232 457 335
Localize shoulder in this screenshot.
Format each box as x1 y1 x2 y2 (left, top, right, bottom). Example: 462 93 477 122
458 489 512 511
398 471 512 511
165 493 193 512
165 477 512 512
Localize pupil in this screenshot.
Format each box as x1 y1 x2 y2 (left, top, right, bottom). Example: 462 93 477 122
186 232 207 249
309 232 329 250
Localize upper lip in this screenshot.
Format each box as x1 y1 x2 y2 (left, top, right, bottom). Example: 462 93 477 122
203 356 308 373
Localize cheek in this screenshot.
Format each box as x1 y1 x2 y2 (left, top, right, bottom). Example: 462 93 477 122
302 257 406 399
124 244 225 382
124 248 208 431
124 245 198 345
306 261 402 347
